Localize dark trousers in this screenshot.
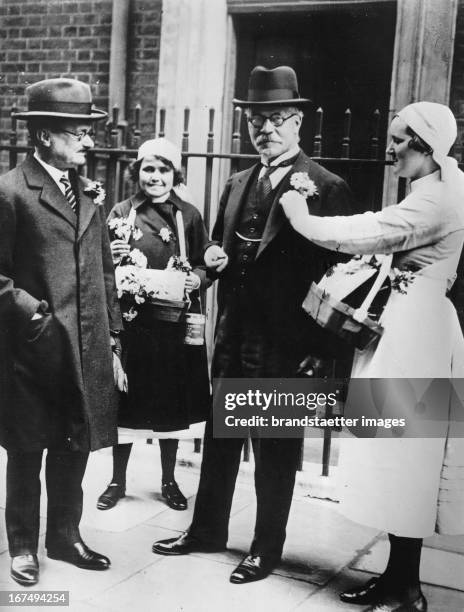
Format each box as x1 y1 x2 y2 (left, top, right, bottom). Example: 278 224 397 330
189 417 301 561
6 449 89 556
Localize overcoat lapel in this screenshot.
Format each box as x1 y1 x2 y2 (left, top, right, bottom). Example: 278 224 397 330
77 179 97 241
256 151 309 259
22 156 77 228
223 166 257 252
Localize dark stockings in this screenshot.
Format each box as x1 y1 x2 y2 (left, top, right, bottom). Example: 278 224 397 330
159 438 179 484
111 439 179 487
379 533 423 601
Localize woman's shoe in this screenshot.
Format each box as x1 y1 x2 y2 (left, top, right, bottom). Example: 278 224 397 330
365 592 427 612
161 481 188 510
340 577 382 604
96 483 125 510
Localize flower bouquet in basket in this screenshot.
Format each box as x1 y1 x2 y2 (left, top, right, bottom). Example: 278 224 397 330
109 215 189 323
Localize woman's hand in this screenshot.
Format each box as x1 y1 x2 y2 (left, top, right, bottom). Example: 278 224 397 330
204 245 228 272
185 272 201 293
280 191 310 227
111 239 131 265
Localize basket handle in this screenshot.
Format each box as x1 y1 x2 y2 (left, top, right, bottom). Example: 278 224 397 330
352 254 392 323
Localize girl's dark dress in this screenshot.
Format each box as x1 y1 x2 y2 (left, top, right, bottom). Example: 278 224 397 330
108 189 211 432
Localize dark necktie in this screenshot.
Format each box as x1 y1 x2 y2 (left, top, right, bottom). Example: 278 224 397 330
60 175 77 213
256 155 298 202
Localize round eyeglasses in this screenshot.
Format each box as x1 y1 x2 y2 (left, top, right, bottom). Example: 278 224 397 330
60 129 95 141
247 113 297 129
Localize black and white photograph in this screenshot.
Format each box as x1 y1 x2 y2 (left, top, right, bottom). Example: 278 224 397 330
0 0 463 610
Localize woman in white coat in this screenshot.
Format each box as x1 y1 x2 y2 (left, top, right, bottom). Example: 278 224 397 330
280 102 464 612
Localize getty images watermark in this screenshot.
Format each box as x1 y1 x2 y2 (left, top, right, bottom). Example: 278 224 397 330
212 378 464 438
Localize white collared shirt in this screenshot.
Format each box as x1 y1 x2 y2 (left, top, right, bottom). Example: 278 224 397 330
258 145 300 189
33 151 69 195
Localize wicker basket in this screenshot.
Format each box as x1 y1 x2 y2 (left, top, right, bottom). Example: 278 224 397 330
145 297 188 322
303 282 384 350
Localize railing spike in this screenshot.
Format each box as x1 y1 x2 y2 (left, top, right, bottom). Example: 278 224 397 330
341 108 352 158
313 107 323 157
158 108 166 138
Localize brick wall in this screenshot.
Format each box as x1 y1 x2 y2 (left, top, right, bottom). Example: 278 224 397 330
0 0 162 168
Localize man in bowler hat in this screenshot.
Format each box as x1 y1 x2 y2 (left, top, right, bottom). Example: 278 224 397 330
0 78 124 585
152 66 353 583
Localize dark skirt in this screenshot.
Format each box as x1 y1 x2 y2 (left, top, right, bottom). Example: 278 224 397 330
118 307 210 432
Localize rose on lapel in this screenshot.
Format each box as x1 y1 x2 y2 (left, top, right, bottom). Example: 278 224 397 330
84 180 106 206
289 172 318 198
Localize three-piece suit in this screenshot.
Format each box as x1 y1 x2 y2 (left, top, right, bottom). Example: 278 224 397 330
189 150 353 561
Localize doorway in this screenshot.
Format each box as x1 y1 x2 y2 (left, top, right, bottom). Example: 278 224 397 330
233 1 397 211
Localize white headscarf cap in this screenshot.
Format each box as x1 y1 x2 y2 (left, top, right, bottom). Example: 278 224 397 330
397 102 458 183
137 137 182 172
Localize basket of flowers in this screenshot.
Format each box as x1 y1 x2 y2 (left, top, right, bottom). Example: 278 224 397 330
303 254 392 350
109 215 190 324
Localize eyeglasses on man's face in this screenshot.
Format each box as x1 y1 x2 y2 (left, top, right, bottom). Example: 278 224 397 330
247 113 297 129
59 128 95 142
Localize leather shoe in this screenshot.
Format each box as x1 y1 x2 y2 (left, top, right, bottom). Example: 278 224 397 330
10 554 39 586
47 542 110 570
340 577 382 604
229 555 275 584
365 593 427 611
97 483 125 510
161 481 187 511
152 532 224 556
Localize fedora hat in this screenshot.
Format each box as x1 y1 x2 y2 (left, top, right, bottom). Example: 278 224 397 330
13 78 107 120
233 65 311 107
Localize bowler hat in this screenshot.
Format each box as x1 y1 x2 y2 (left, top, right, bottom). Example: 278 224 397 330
13 78 107 120
233 66 311 107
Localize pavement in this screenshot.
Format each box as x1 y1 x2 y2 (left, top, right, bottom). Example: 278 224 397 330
0 442 463 612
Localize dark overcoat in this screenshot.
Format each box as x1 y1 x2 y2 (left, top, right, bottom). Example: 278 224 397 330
109 190 211 431
210 150 353 378
0 155 122 452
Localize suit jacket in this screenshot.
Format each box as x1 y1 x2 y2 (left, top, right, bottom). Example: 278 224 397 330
210 150 353 378
0 155 122 452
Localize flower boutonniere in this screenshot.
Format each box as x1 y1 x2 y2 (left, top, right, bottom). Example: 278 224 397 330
159 226 175 243
289 172 318 198
84 180 106 206
390 268 416 294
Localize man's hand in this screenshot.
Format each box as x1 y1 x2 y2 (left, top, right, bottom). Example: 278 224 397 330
205 245 228 272
185 272 201 293
111 239 130 265
113 353 127 392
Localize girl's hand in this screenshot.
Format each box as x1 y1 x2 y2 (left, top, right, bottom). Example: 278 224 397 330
185 273 201 293
111 240 131 264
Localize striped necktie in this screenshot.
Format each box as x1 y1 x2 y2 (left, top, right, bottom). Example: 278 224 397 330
257 155 298 202
60 175 77 213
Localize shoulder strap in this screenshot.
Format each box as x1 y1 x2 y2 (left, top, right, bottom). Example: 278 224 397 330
353 254 393 323
127 205 136 229
175 209 187 259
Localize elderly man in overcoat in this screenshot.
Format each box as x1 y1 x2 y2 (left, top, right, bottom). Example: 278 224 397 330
153 66 353 583
0 78 124 586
